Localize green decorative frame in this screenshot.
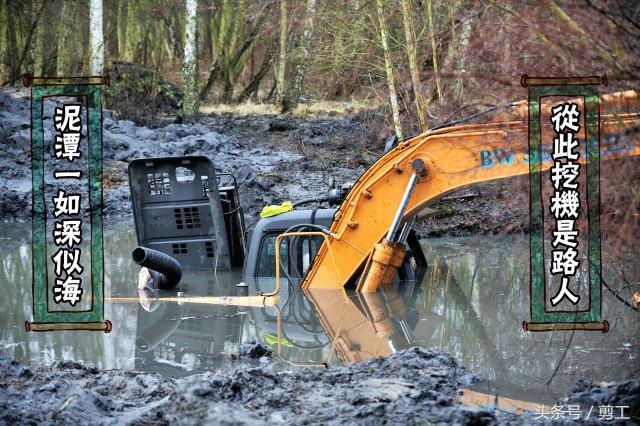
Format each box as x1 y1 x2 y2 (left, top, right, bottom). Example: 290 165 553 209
24 75 111 333
523 76 607 332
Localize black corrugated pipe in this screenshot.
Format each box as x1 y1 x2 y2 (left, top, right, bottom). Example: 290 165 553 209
132 247 182 289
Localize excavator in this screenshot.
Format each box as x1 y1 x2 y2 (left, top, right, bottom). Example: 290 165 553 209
272 90 639 293
131 89 640 365
244 89 640 364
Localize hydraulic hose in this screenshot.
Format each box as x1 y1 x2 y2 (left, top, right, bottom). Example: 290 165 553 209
132 247 182 290
278 223 333 282
291 197 328 208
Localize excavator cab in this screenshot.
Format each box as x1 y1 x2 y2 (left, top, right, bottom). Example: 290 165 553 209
242 208 427 287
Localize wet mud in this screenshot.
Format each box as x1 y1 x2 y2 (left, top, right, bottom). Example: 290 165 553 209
0 89 523 236
1 348 489 425
238 337 274 359
0 90 373 222
2 348 638 424
554 379 640 423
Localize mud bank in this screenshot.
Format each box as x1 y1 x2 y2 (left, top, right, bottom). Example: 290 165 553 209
0 89 527 236
0 90 372 222
2 348 638 425
1 348 489 425
554 379 640 423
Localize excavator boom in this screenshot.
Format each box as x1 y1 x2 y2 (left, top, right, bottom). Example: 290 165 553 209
302 91 640 291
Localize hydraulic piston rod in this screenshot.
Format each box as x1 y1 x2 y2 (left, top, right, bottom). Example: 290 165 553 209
360 159 426 293
397 216 416 245
386 159 426 241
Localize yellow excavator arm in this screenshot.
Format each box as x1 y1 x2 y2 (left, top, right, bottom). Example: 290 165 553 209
302 91 640 292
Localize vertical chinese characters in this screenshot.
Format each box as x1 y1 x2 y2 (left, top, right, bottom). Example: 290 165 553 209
549 102 581 306
51 105 84 306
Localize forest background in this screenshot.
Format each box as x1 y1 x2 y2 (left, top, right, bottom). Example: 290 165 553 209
1 0 638 135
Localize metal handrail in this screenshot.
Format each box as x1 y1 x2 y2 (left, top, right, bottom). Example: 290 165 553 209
262 231 343 297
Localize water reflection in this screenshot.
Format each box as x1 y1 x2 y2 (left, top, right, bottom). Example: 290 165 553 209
303 284 422 363
0 220 247 374
0 220 333 375
133 283 245 374
1 221 637 404
414 237 639 402
249 278 332 367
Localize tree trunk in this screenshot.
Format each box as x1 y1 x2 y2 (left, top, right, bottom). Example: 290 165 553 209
116 0 126 58
56 3 66 76
58 0 86 75
32 0 43 76
281 0 316 113
200 1 267 102
265 78 277 102
400 0 428 131
199 58 220 101
237 48 274 103
220 0 244 102
274 0 287 104
5 0 18 81
124 1 138 62
41 0 61 76
203 3 212 60
13 2 44 82
0 1 4 82
443 0 459 98
181 0 199 118
375 0 404 139
426 0 442 105
90 0 104 75
454 17 471 101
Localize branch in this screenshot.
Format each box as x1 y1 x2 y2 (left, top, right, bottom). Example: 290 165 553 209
485 0 569 66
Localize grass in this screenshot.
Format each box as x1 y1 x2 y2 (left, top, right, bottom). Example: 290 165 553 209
438 204 456 217
199 98 373 118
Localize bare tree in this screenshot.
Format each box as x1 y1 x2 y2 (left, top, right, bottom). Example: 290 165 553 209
237 45 275 103
56 0 74 76
182 0 199 118
282 0 317 113
376 0 404 139
426 0 442 105
275 0 288 104
90 0 103 75
400 0 428 130
3 0 46 83
200 1 270 102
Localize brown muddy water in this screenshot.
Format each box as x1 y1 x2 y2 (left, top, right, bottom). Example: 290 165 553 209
1 220 638 410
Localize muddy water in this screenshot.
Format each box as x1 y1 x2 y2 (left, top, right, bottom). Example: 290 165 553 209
0 220 637 406
414 238 638 404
